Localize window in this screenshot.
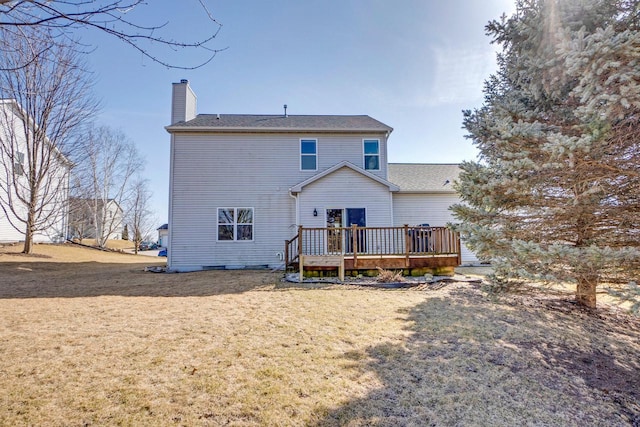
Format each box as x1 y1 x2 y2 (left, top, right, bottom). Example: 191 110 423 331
14 151 25 176
363 139 380 170
300 139 317 171
217 208 253 241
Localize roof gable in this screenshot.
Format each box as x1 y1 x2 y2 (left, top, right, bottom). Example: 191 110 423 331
388 163 461 193
290 161 400 193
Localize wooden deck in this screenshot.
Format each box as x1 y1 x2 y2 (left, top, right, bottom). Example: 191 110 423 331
286 225 461 279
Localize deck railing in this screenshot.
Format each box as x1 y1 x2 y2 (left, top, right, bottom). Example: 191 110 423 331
284 233 299 266
285 225 460 267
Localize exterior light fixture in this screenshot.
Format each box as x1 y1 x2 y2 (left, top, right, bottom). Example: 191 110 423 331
313 208 318 217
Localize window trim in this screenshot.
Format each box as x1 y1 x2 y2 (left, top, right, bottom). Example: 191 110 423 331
216 207 254 242
363 139 380 171
300 138 318 171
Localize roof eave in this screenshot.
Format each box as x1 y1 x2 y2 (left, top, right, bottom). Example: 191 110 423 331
165 125 393 134
396 190 458 194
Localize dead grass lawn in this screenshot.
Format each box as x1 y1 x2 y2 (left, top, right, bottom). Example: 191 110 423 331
0 244 638 426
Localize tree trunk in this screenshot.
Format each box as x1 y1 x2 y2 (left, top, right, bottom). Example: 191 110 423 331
22 225 33 254
576 278 597 308
22 199 37 254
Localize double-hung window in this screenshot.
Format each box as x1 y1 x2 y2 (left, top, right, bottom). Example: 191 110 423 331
300 139 317 171
363 139 380 171
217 208 254 241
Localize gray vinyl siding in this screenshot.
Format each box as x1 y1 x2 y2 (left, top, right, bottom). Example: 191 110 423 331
169 132 390 270
297 166 393 229
392 193 478 264
169 133 350 270
314 135 388 179
171 85 186 124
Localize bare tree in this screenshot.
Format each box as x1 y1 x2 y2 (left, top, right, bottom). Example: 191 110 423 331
0 0 223 70
127 177 154 255
0 26 98 253
70 125 142 248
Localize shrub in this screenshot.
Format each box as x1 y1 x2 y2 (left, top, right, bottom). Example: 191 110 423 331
376 267 405 283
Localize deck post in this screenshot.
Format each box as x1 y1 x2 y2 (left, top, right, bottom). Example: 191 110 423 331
456 233 462 265
299 255 304 283
404 224 410 268
284 239 289 267
352 224 358 269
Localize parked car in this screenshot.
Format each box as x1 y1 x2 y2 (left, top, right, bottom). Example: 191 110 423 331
138 241 158 251
158 248 167 257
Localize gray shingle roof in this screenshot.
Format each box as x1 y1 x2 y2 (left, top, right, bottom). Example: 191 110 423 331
388 163 461 193
167 114 393 133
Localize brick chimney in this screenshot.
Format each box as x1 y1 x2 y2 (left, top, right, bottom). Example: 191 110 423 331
171 79 197 124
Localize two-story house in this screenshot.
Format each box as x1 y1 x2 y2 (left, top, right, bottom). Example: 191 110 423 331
166 80 475 272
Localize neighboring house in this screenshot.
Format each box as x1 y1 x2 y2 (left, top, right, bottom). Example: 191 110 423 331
0 99 70 244
68 198 123 241
165 80 476 272
157 223 168 247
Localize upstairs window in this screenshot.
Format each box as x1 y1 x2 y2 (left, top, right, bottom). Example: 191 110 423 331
364 139 380 170
300 139 317 171
14 151 25 176
217 208 254 241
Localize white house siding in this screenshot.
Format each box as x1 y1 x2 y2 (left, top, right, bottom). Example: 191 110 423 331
0 208 24 242
158 228 168 247
297 167 393 229
0 101 69 244
314 134 388 180
102 201 123 240
296 167 394 255
392 193 478 264
32 162 68 243
0 155 69 243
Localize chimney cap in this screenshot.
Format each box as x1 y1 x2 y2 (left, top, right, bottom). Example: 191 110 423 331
180 79 189 84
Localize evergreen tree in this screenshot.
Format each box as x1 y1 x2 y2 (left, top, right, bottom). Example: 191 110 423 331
452 0 640 308
122 224 129 241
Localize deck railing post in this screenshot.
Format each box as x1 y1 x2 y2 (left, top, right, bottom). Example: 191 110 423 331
352 224 358 269
297 225 303 258
404 224 410 267
456 232 462 265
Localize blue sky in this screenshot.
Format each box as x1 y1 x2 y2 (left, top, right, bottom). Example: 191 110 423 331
81 0 515 226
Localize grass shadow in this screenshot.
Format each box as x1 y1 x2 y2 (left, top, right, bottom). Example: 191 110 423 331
0 260 281 298
312 285 640 426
